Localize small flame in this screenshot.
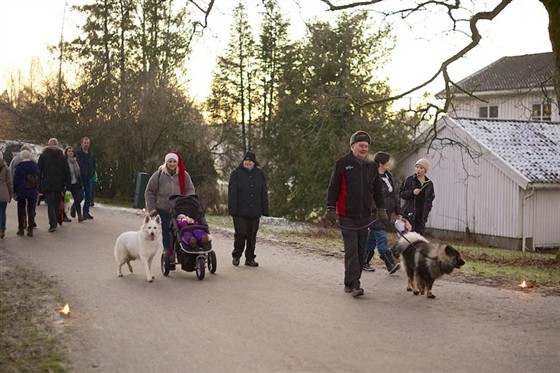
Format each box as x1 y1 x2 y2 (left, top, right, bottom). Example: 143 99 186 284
518 280 527 288
60 303 70 315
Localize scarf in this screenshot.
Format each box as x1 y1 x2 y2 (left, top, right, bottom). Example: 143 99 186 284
67 157 81 183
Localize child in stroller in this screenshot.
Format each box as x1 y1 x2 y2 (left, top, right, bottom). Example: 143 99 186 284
176 214 212 249
161 195 217 280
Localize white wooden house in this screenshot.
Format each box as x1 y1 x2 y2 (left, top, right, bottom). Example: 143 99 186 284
394 117 560 251
439 52 559 122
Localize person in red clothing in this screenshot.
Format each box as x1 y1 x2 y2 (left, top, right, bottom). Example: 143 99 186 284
325 131 388 297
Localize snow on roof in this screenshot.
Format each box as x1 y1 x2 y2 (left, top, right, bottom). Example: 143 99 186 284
452 118 560 184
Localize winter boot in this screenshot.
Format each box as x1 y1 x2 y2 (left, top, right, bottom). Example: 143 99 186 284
63 213 72 223
27 228 33 237
17 228 25 236
362 251 375 271
380 252 400 274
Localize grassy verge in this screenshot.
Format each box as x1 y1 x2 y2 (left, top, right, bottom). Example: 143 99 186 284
0 254 70 372
207 215 560 293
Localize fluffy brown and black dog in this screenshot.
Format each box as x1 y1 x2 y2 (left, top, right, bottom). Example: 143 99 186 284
392 232 465 299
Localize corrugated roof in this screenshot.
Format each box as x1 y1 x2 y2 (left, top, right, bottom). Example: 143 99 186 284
441 52 554 95
452 118 560 184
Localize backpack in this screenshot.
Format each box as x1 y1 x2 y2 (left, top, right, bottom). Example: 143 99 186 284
25 173 39 189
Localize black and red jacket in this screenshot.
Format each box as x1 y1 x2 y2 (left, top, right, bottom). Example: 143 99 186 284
326 151 385 218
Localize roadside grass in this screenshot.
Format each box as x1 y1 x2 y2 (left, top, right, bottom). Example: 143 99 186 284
206 215 560 291
0 257 69 373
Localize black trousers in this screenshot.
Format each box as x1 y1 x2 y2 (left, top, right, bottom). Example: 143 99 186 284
339 215 371 290
17 198 37 230
232 216 260 261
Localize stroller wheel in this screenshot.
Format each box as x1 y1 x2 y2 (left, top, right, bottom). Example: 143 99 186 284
208 251 217 274
195 256 205 280
161 253 170 276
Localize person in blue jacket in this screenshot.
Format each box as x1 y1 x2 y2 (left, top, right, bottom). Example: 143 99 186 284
13 150 41 237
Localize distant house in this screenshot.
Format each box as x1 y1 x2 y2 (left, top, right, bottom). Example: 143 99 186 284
438 52 559 122
395 116 560 251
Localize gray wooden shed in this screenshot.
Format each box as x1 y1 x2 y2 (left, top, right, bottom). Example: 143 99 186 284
394 117 560 251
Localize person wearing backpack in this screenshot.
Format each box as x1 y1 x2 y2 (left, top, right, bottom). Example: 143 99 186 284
0 151 14 239
13 150 40 237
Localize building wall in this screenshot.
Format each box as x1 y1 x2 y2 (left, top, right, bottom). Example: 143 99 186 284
448 89 559 122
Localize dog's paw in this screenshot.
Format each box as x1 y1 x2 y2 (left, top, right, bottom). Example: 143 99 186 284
427 293 435 299
406 287 412 292
118 274 123 277
413 290 420 295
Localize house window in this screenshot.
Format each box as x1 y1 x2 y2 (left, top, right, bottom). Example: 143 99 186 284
479 105 499 118
531 102 551 121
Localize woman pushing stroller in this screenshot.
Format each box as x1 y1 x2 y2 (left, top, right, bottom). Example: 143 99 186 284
145 152 195 256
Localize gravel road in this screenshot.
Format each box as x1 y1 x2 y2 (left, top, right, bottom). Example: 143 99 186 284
1 202 559 373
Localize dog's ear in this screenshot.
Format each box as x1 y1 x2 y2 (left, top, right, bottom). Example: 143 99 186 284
144 214 151 224
444 245 457 256
155 215 161 224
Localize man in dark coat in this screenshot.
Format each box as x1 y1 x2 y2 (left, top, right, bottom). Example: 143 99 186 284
38 138 71 232
325 131 388 297
75 137 96 219
228 151 269 267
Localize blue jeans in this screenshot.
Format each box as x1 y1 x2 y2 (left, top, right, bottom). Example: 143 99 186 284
0 201 7 229
157 209 171 250
366 228 391 256
82 178 92 215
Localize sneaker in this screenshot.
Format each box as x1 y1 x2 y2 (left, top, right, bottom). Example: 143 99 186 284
48 226 57 233
63 216 72 223
344 286 353 293
362 263 375 272
351 288 364 297
232 257 240 266
389 262 401 275
245 260 259 267
84 213 94 220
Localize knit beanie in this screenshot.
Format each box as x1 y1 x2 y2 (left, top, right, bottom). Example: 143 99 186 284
415 158 430 172
21 144 32 152
374 151 390 164
243 151 257 163
349 130 371 146
48 138 59 146
20 150 31 161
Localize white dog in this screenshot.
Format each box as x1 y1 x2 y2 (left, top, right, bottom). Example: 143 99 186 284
114 214 162 282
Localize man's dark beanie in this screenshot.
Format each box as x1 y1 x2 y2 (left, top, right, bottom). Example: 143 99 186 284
244 151 257 163
349 130 371 146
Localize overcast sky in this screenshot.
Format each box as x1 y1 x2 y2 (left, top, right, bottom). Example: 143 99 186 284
0 0 552 106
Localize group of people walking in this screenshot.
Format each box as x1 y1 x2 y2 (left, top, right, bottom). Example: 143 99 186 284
3 130 434 300
0 137 96 238
145 150 269 268
326 130 435 297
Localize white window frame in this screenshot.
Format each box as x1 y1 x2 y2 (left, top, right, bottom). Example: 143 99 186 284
531 102 552 121
479 105 499 118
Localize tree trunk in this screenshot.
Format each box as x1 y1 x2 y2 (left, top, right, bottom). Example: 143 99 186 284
540 0 559 105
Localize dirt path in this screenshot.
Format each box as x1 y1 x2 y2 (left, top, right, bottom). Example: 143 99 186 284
1 202 559 372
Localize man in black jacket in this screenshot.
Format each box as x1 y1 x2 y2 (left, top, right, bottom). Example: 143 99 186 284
325 131 388 297
228 151 269 267
38 138 71 232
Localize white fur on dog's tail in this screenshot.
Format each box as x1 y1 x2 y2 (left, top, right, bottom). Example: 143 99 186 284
392 232 429 256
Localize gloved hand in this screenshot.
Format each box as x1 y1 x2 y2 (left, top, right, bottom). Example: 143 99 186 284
377 208 388 222
325 209 337 224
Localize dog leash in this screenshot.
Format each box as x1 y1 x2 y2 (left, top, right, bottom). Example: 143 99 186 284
323 217 379 231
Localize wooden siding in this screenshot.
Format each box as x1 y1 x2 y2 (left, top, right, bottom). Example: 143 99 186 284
449 91 559 122
527 189 560 248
